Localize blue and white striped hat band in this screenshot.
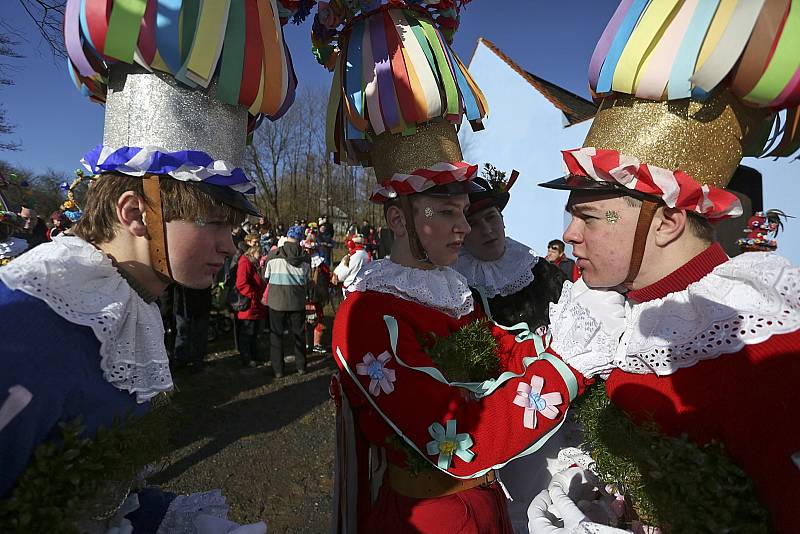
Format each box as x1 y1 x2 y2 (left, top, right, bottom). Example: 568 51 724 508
81 145 256 195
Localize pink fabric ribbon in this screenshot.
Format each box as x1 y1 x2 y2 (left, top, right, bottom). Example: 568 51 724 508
356 351 396 396
513 375 562 429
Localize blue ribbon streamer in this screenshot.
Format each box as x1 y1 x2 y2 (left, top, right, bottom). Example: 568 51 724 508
667 0 720 99
156 0 183 75
345 21 366 140
596 0 650 93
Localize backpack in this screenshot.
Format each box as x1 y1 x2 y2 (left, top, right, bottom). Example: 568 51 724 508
224 253 251 312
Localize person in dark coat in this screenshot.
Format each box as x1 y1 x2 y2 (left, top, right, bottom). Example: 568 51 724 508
263 225 310 377
235 243 267 367
455 170 566 333
545 239 580 282
453 166 573 531
173 285 212 370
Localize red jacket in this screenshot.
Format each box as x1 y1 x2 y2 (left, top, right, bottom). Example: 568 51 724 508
235 254 267 320
331 290 587 532
606 244 800 533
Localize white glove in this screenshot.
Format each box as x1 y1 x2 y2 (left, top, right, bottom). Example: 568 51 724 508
529 468 630 534
570 278 626 340
528 487 587 534
549 468 617 525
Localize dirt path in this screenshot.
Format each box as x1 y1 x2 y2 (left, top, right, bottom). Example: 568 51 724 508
152 344 336 533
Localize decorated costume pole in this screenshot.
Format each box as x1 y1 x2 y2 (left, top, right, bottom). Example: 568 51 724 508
539 1 800 531
737 209 794 252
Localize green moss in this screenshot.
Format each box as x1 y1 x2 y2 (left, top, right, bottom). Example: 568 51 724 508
418 319 500 383
0 396 176 533
573 384 769 533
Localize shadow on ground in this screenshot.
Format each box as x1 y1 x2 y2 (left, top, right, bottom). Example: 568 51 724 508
153 331 337 533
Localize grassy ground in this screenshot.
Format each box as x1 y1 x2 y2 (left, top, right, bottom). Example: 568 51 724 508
153 323 336 533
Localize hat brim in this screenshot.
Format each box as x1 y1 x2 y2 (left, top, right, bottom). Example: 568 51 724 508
539 175 659 203
420 180 486 198
194 181 262 217
467 192 510 216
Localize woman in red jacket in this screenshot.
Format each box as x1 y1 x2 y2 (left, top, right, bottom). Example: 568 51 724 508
235 243 267 367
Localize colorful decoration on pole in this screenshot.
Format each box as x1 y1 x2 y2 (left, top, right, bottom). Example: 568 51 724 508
311 0 488 166
59 169 94 223
737 209 794 252
64 0 314 122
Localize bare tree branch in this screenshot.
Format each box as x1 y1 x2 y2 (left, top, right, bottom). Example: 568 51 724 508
18 0 67 58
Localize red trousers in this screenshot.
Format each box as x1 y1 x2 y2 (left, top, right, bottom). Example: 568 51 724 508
365 482 513 534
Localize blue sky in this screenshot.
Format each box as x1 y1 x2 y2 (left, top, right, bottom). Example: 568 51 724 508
1 1 797 261
0 1 618 174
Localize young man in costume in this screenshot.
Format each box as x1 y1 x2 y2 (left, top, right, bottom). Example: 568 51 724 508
456 165 567 333
454 166 586 532
535 2 800 531
312 4 592 531
0 0 306 529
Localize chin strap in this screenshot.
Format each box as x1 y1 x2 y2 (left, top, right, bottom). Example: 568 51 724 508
399 196 431 264
141 174 173 280
624 199 659 285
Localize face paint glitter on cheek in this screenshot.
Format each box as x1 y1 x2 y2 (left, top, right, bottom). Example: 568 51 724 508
605 210 620 224
424 206 434 218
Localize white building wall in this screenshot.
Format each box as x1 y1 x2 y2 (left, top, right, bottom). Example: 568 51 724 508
459 41 591 255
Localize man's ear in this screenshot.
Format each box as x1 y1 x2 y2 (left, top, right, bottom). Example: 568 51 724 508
386 204 407 238
116 191 149 238
653 206 688 247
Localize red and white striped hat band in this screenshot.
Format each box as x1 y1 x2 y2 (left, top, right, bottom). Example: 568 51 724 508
562 147 743 221
370 161 479 204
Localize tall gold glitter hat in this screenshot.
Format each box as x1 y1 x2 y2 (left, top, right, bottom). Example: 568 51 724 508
541 0 800 212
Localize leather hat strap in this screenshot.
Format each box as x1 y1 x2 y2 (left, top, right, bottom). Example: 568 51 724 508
141 174 173 280
399 196 430 263
625 199 659 285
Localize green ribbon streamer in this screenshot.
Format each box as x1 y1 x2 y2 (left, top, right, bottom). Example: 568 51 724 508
382 312 567 400
218 0 246 106
417 16 459 117
103 0 148 63
404 12 441 88
744 3 800 104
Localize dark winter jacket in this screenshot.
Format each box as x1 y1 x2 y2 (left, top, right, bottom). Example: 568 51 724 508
263 241 310 311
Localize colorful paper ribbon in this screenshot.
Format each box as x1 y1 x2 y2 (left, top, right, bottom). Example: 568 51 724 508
65 0 308 123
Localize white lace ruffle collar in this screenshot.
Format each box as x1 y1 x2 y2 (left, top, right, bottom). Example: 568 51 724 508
549 252 800 377
0 235 173 402
454 237 539 298
346 258 474 318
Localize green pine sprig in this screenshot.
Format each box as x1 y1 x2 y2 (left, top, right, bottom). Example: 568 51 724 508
0 397 176 533
573 384 769 533
418 319 500 383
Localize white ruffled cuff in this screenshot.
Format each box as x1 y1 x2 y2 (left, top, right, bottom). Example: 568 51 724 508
548 281 619 378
